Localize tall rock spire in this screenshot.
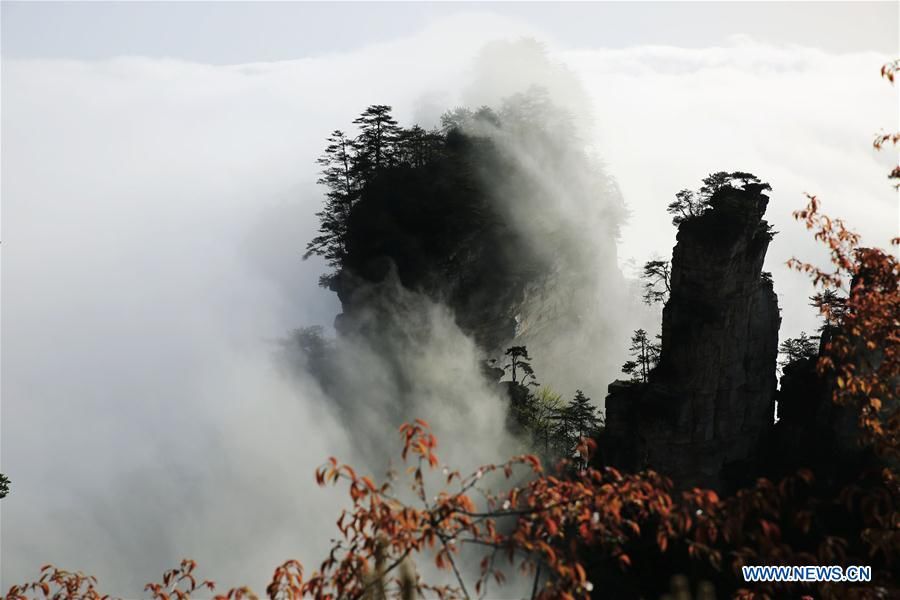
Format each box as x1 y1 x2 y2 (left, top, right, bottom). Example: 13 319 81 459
604 179 780 490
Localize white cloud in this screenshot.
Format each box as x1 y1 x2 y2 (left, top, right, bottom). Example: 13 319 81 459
2 11 896 595
562 41 898 338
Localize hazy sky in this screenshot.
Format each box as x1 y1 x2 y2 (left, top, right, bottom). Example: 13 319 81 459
2 1 898 595
3 2 897 62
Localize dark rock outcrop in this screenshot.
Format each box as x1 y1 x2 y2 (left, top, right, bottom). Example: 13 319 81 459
328 113 631 398
604 183 780 490
764 327 877 483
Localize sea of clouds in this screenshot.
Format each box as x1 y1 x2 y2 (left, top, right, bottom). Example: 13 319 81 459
2 10 896 595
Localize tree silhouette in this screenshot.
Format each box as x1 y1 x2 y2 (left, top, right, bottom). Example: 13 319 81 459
499 87 575 144
303 130 358 270
305 105 440 285
697 171 732 198
621 329 660 383
0 472 9 499
551 390 603 461
777 332 820 369
352 104 400 177
501 346 542 439
640 259 671 305
565 390 602 440
666 189 705 226
530 387 565 455
304 99 581 292
667 171 771 226
503 345 538 387
727 171 767 188
809 288 847 330
395 125 443 169
439 107 474 132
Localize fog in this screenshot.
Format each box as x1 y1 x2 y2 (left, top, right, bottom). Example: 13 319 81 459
2 10 897 596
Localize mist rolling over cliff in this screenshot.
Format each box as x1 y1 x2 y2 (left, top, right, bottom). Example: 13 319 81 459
2 3 898 597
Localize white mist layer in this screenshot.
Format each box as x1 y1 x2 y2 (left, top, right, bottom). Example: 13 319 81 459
2 11 896 596
565 40 898 341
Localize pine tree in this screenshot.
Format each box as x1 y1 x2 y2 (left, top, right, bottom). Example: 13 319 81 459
396 125 427 168
353 105 400 178
543 390 603 465
565 390 602 441
531 387 565 455
778 331 820 369
503 346 539 387
440 107 474 132
697 171 733 199
810 289 847 330
304 130 359 270
666 189 704 226
667 171 771 226
621 329 661 383
303 106 405 285
641 259 671 305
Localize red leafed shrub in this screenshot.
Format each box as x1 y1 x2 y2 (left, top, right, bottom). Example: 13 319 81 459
1 423 691 600
4 566 108 600
302 419 690 599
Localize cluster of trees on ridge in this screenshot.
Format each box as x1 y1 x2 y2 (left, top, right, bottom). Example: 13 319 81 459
496 345 603 462
303 104 444 279
302 95 578 292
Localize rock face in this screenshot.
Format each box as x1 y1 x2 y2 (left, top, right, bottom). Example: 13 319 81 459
329 117 631 397
604 183 780 489
332 219 630 399
766 326 878 481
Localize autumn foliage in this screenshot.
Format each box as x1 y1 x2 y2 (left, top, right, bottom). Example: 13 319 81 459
787 57 899 466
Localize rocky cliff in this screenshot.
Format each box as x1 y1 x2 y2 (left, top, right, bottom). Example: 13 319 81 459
328 105 631 398
604 182 781 490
